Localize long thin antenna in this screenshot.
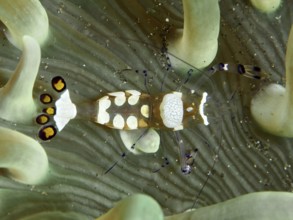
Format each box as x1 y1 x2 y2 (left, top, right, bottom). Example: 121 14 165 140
191 110 224 209
192 141 221 208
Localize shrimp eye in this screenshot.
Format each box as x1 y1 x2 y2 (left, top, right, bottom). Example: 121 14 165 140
40 93 53 104
38 125 57 141
52 76 66 93
43 107 56 115
36 114 50 125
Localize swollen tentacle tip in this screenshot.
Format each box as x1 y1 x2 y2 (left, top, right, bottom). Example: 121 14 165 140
119 129 160 154
0 35 40 124
250 0 282 13
0 0 49 49
251 25 293 137
0 127 48 184
251 84 292 136
168 0 220 70
96 194 163 220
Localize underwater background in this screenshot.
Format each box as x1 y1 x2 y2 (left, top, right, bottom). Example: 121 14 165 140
0 0 293 219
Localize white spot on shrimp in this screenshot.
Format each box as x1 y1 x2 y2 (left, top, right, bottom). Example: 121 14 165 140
126 90 141 105
97 96 111 124
113 114 125 129
126 115 138 129
54 89 77 131
114 95 126 106
186 107 194 112
140 104 149 118
160 92 183 128
128 95 140 105
199 92 209 125
109 91 126 106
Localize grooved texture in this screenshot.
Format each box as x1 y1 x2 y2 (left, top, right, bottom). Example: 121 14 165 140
0 0 292 219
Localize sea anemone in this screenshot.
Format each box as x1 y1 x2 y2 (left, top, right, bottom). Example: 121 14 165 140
0 0 49 124
251 25 293 137
0 0 292 219
168 0 220 69
0 126 48 184
0 0 49 49
0 35 40 124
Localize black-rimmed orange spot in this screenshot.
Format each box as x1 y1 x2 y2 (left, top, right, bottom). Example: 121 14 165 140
36 114 50 125
38 125 57 141
43 107 56 115
52 76 66 93
40 94 53 104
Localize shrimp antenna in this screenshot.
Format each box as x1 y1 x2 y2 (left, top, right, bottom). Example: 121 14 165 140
191 117 223 209
110 34 266 80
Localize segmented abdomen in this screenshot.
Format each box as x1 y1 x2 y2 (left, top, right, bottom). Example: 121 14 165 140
95 90 151 130
94 90 187 131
